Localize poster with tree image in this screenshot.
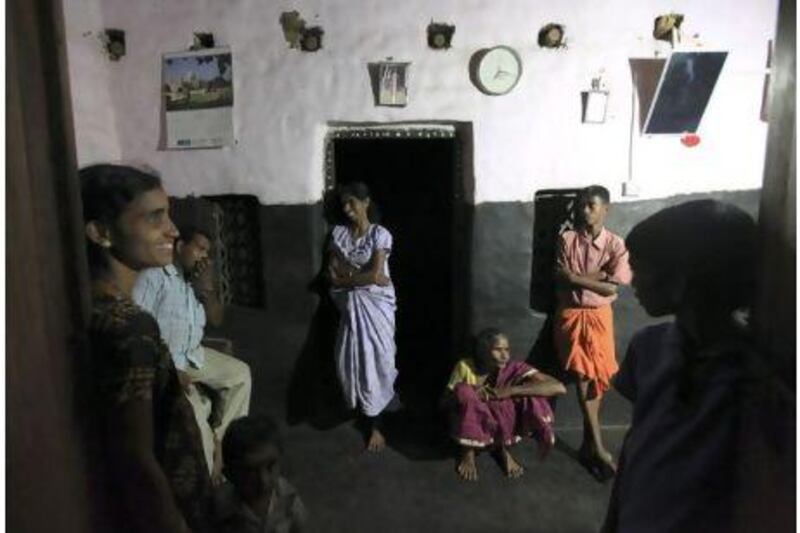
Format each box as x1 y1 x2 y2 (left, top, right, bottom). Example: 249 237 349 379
163 48 234 148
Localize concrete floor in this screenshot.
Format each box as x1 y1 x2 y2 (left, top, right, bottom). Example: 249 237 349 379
282 422 624 533
214 305 627 533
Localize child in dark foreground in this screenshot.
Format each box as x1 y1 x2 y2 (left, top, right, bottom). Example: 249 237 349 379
602 200 793 533
444 328 567 481
216 416 307 533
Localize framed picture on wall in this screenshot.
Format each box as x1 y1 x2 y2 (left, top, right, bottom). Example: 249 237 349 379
377 62 409 107
643 51 728 134
162 47 234 149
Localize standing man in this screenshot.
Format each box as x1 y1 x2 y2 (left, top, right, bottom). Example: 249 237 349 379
553 185 631 482
134 225 252 480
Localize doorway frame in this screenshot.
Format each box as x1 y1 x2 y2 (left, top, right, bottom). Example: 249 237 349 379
322 121 475 365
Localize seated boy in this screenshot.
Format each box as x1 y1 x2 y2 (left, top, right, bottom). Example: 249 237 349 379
215 416 307 533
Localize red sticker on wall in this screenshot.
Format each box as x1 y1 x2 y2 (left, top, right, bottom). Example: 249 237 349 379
680 133 701 147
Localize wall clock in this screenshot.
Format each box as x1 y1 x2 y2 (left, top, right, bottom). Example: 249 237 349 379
470 45 523 95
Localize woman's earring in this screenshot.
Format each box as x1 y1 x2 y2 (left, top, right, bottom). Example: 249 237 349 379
101 240 112 248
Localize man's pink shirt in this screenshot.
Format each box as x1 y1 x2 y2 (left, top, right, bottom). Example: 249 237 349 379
556 227 632 308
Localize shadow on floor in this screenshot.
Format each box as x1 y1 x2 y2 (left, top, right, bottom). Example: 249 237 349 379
285 278 352 430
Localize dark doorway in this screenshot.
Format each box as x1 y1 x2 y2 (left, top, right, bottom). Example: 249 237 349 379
329 131 470 410
529 188 582 313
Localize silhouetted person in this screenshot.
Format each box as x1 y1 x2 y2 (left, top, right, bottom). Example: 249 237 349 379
603 200 791 532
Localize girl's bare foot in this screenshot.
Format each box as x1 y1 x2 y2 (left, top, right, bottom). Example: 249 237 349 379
457 448 478 481
500 447 524 478
366 427 386 452
597 449 617 472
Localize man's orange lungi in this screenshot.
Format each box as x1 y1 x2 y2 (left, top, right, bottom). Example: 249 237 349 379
553 304 617 397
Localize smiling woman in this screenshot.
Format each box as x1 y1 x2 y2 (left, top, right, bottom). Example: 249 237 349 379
82 165 176 281
81 164 213 533
327 181 398 452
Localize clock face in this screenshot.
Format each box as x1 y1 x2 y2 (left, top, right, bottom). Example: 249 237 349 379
476 46 522 95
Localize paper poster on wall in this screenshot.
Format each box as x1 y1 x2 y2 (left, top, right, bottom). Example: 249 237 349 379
162 47 233 149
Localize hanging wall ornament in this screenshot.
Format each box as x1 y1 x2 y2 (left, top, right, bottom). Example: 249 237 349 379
190 32 215 50
680 133 701 147
102 28 126 61
279 11 305 49
537 23 566 49
300 26 324 52
653 13 684 43
427 22 455 50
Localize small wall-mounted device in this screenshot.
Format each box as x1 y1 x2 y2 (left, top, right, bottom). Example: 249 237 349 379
653 13 684 45
537 23 565 49
427 22 455 50
102 28 125 61
191 32 215 50
279 11 323 52
621 182 640 197
300 26 324 52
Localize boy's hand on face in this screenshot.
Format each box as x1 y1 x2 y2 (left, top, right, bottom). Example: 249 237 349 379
193 257 212 280
191 258 217 296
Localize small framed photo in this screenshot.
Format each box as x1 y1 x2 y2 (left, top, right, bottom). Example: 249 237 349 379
377 62 409 107
582 90 609 124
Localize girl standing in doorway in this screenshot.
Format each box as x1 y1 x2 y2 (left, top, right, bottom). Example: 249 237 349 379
328 181 397 452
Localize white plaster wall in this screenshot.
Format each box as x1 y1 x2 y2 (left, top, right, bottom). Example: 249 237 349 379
62 0 777 204
63 0 122 164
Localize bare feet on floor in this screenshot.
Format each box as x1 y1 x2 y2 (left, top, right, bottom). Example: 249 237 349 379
597 449 617 472
457 448 478 481
500 447 524 479
579 445 617 482
366 427 386 452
